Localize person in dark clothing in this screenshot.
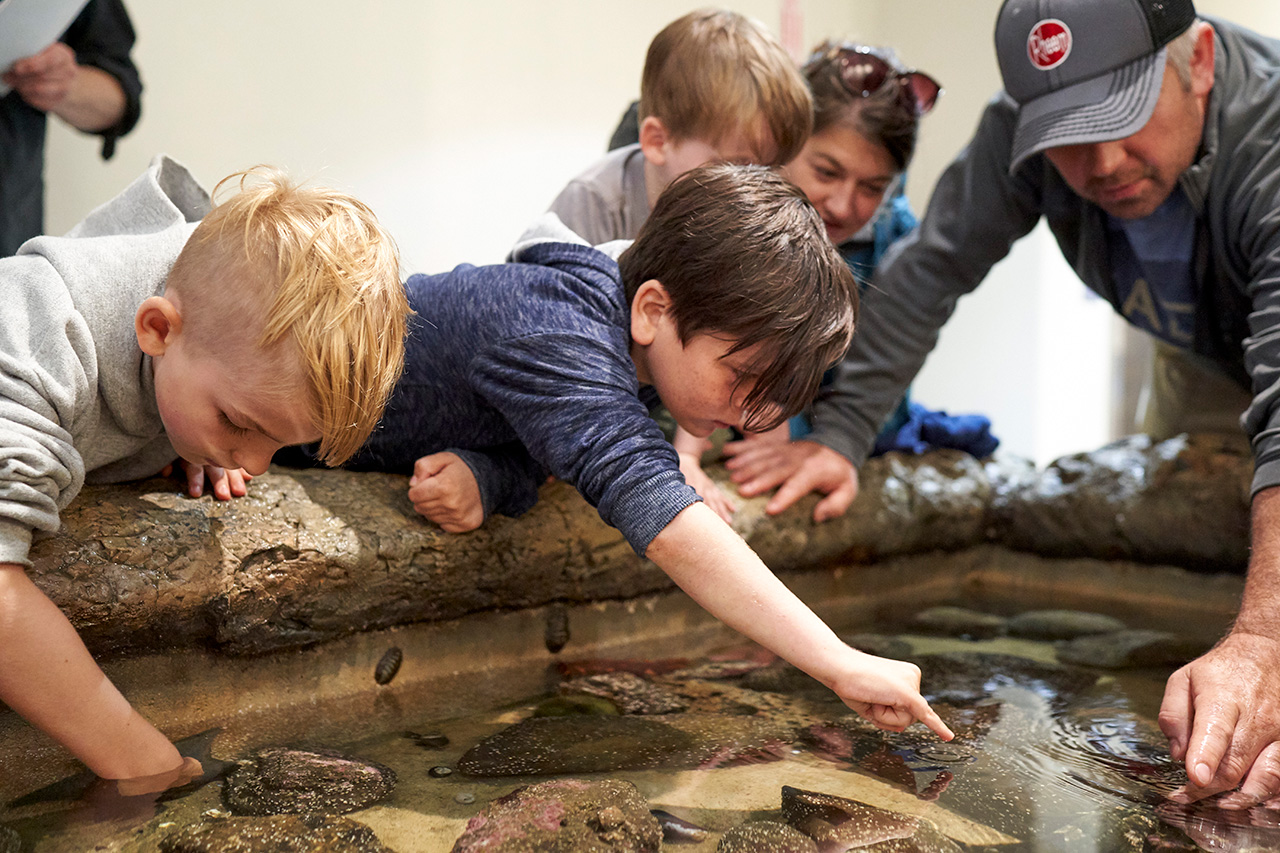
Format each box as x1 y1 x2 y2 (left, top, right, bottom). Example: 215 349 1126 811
0 0 142 256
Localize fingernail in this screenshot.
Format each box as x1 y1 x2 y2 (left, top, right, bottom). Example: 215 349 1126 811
1194 763 1212 786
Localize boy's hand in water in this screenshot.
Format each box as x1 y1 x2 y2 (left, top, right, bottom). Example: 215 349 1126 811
409 452 484 532
832 650 954 740
162 460 252 500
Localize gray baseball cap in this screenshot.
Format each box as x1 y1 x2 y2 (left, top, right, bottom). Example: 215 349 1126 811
995 0 1196 172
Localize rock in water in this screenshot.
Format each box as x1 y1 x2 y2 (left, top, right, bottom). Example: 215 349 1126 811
1055 630 1205 669
717 820 817 852
910 606 1007 640
457 714 793 776
161 814 395 852
1006 610 1127 641
451 778 660 852
781 785 920 848
559 672 689 715
651 809 710 844
223 747 396 816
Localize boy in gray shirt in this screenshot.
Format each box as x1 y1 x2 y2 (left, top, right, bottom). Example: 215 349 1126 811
0 156 409 793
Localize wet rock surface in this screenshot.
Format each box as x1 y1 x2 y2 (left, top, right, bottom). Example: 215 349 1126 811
160 813 395 852
456 713 795 776
781 785 921 848
910 606 1007 639
913 651 1100 706
450 778 661 852
559 672 690 715
717 819 817 852
1055 629 1207 669
990 433 1251 571
22 434 1249 659
222 747 396 816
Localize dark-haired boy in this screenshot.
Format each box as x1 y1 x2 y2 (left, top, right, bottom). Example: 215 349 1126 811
342 164 952 738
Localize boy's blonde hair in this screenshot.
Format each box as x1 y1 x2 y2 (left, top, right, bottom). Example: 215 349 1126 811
166 167 409 466
639 8 812 166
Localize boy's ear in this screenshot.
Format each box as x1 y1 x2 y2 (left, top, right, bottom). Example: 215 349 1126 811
134 296 183 356
638 116 671 167
630 279 671 346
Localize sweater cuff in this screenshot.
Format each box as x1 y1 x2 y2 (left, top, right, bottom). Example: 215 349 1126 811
0 518 35 567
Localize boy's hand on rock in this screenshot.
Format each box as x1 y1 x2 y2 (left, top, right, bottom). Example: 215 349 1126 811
409 452 484 532
162 460 252 500
833 650 954 741
677 452 736 522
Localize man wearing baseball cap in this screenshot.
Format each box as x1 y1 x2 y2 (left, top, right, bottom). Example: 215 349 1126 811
739 0 1280 806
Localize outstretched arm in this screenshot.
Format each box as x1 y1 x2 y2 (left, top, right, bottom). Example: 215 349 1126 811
1160 486 1280 806
645 502 952 739
0 563 193 782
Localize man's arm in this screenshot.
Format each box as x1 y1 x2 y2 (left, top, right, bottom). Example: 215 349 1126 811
0 563 189 781
1159 486 1280 806
646 502 952 739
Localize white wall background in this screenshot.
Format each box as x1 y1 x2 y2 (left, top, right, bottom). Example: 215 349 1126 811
40 0 1280 467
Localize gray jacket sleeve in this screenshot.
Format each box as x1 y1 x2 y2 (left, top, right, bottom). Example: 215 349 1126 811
806 95 1045 465
0 256 93 566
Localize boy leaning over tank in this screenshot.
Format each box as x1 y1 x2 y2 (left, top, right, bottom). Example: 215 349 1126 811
311 164 954 741
0 156 409 794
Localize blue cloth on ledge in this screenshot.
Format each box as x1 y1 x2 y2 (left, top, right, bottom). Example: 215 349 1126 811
871 402 1000 459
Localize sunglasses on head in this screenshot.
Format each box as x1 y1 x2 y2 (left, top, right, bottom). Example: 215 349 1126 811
831 46 942 116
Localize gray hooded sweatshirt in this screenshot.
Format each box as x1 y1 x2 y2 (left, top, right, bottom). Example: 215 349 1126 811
0 155 209 565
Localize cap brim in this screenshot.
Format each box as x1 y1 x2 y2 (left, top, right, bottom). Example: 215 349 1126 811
1009 47 1166 174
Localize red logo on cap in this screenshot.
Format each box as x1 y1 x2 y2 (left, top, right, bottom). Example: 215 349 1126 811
1027 19 1072 70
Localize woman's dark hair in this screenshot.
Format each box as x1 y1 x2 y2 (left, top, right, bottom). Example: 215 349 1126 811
804 40 923 172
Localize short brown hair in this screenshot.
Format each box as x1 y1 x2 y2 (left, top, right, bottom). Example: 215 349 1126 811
618 164 856 432
639 9 813 167
805 41 923 171
166 167 410 466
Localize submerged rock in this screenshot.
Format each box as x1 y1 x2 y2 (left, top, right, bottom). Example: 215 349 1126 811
534 694 621 717
718 820 817 852
651 809 709 844
1006 610 1127 641
223 747 396 816
740 661 841 704
913 651 1099 705
457 714 794 776
910 606 1007 640
781 786 920 848
838 633 913 660
160 814 394 852
1055 630 1205 669
559 672 690 715
451 778 660 852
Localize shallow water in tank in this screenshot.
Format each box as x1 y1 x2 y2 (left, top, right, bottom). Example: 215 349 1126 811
1 610 1270 852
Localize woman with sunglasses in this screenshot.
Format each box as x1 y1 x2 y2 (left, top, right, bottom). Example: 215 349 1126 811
711 42 943 522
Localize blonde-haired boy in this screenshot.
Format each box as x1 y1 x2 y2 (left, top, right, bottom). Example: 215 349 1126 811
548 8 812 245
0 156 408 792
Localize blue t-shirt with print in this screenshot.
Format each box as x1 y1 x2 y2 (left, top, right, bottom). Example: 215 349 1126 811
1106 188 1197 348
